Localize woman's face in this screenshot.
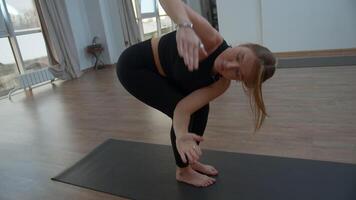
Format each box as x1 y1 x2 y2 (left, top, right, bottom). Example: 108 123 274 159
214 46 257 85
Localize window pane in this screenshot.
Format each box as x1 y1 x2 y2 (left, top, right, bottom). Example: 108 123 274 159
160 16 173 35
17 32 48 72
0 37 18 97
140 0 155 14
142 17 157 40
5 0 41 32
158 2 166 15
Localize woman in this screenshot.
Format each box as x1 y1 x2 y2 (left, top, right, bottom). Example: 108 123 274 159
117 0 276 187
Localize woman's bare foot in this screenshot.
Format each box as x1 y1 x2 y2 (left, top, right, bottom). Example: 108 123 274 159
176 166 216 187
191 161 219 176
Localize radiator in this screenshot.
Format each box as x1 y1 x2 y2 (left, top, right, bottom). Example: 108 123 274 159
8 67 55 100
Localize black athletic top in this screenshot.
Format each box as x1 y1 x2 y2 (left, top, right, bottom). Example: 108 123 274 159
158 31 229 93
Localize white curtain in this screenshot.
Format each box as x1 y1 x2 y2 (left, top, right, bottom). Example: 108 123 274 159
34 0 82 80
118 0 141 47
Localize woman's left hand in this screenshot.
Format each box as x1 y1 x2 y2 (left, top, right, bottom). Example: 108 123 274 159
176 133 203 164
176 27 208 71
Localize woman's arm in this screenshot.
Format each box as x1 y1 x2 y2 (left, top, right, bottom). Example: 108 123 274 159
159 0 190 25
159 0 207 71
182 4 223 54
173 78 231 137
173 78 230 163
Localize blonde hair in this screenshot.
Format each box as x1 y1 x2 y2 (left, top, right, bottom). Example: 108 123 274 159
240 43 276 131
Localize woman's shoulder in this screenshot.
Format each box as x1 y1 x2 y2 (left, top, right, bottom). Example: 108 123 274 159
215 33 224 43
214 34 225 48
204 34 224 55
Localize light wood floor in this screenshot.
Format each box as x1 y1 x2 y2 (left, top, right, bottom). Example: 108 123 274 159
1 65 355 200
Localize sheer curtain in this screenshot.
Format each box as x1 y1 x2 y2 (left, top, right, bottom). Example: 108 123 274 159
118 0 141 47
34 0 81 79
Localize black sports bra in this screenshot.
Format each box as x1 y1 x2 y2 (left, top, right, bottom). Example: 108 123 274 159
158 31 229 93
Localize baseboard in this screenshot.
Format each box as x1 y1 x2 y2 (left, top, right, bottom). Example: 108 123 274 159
277 55 356 68
275 48 356 58
81 64 115 73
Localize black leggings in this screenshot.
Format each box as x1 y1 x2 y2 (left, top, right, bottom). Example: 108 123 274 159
116 39 209 168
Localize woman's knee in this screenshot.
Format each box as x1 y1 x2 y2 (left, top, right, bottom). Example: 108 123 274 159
116 47 137 86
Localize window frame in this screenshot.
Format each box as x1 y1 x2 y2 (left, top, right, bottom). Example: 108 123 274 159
132 0 175 40
0 8 8 37
0 0 46 74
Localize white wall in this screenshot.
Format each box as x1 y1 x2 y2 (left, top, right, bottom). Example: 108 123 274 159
100 0 126 64
64 0 125 70
217 0 262 46
262 0 356 52
84 0 111 65
217 0 356 52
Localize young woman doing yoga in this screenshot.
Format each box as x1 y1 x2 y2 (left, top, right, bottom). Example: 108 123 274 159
117 0 276 187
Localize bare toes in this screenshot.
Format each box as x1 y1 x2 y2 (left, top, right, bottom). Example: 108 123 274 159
205 181 210 187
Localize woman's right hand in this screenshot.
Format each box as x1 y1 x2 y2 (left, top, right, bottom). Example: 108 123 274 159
176 133 204 164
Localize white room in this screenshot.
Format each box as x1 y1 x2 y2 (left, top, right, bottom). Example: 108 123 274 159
0 0 355 199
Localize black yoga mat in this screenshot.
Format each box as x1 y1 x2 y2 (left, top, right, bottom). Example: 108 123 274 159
52 139 356 200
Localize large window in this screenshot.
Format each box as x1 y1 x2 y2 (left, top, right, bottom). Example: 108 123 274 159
0 0 48 97
132 0 175 40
